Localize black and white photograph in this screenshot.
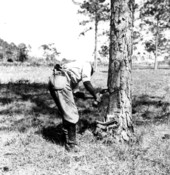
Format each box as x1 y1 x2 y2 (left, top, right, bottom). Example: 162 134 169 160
0 0 170 174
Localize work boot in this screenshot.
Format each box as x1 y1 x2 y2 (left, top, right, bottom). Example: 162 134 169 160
62 120 80 153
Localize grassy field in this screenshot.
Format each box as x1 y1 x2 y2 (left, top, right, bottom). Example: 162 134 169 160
0 64 170 175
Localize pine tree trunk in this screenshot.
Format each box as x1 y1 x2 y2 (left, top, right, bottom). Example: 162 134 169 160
105 0 134 142
94 6 98 71
154 20 159 70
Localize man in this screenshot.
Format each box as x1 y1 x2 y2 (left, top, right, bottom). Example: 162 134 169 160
48 60 101 152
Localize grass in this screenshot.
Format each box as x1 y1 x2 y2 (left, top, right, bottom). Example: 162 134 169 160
0 64 170 175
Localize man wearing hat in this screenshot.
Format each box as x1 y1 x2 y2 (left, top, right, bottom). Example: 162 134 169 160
48 60 101 152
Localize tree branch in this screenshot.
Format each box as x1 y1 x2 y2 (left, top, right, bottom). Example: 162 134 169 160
72 0 82 6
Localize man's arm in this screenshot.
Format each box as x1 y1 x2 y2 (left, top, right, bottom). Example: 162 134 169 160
83 81 101 102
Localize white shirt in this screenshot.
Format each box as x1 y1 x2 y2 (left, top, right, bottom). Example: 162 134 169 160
62 60 92 88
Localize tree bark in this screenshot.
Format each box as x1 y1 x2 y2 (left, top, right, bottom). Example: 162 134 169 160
105 0 134 142
154 19 159 70
94 9 99 71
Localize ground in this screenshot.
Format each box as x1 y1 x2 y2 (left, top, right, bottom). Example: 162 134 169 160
0 64 170 175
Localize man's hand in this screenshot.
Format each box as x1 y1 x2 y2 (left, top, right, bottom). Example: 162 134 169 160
93 92 102 107
96 92 101 103
93 100 99 107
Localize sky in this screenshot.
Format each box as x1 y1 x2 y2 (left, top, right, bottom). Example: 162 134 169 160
0 0 96 60
0 0 147 61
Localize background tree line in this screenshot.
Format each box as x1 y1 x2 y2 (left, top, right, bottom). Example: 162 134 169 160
76 0 170 69
0 38 28 62
0 0 170 68
0 39 61 63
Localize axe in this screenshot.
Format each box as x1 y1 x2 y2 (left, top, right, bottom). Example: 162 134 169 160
73 88 108 100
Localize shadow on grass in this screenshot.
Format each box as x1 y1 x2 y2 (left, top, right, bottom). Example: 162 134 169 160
132 94 170 126
0 81 99 137
0 82 56 115
0 97 13 105
41 124 65 146
0 81 170 136
0 81 61 133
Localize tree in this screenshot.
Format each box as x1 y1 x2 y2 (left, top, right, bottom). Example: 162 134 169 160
41 43 60 61
74 0 110 70
18 43 28 62
140 0 170 70
10 42 20 61
0 38 21 62
99 44 109 58
97 0 135 142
